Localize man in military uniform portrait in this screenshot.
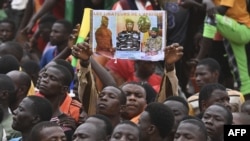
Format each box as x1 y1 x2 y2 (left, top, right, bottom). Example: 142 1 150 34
143 27 162 56
116 18 140 51
95 16 115 53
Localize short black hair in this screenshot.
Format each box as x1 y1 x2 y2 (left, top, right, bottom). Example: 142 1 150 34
198 83 226 112
39 14 57 25
88 114 113 136
145 102 175 138
0 74 15 102
114 120 141 140
53 59 74 78
0 41 23 61
21 60 40 76
197 58 221 73
165 96 189 111
206 103 233 125
0 19 16 33
21 60 40 85
28 95 53 121
54 19 73 34
241 100 250 112
30 121 61 141
49 65 73 86
0 55 19 74
180 116 208 140
104 85 127 105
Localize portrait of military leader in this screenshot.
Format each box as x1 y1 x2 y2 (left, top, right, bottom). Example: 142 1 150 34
143 27 162 56
95 16 115 53
116 18 141 51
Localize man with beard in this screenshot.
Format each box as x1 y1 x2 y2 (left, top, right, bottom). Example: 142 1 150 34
143 27 162 56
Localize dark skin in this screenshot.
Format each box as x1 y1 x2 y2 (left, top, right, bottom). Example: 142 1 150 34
193 4 229 61
22 0 59 34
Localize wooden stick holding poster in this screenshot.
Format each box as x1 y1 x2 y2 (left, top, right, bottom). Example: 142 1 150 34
91 10 166 61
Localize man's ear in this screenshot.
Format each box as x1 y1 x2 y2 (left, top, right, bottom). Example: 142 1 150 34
147 124 156 135
201 100 207 113
0 90 9 100
32 115 41 124
62 86 69 93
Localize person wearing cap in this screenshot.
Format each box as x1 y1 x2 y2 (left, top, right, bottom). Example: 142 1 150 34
95 16 114 53
143 27 162 56
116 18 140 51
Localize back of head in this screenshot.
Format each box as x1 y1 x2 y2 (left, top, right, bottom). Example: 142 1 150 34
39 14 57 25
145 102 175 139
0 74 15 102
241 100 250 114
7 70 31 89
0 41 23 62
0 54 19 74
198 83 226 112
140 82 157 104
21 60 40 85
87 114 113 137
28 95 53 121
30 121 61 141
165 96 189 112
54 19 73 34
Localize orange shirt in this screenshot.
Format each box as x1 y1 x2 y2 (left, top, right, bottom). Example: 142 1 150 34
214 0 250 27
130 114 141 124
60 94 82 122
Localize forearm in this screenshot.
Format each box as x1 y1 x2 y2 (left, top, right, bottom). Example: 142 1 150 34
29 0 58 24
90 58 117 87
53 47 72 60
19 0 33 30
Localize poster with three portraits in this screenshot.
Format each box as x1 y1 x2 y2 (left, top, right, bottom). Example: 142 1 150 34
90 10 166 61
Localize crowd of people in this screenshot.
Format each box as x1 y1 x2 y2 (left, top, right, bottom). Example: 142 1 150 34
0 0 250 141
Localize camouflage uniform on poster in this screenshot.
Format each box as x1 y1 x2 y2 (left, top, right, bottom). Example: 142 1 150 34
143 27 162 56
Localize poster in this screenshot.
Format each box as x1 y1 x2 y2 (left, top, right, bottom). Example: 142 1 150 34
90 10 166 61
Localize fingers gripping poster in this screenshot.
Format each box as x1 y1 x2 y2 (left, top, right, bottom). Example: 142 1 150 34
90 10 166 61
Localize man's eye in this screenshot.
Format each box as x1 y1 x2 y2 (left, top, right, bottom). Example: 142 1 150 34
113 133 122 139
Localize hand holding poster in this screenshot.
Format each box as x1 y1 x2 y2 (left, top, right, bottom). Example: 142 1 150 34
90 10 166 61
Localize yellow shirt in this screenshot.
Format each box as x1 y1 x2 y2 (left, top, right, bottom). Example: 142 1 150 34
214 0 250 27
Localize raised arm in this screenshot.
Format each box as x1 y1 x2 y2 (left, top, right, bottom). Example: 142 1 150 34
157 43 184 102
22 0 59 34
